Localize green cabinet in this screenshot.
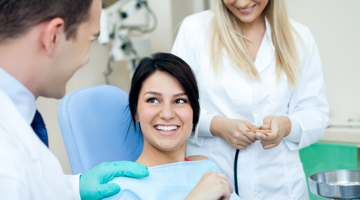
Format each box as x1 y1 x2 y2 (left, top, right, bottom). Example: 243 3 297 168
299 142 358 200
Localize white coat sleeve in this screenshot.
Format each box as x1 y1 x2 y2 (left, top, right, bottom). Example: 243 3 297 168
284 28 329 151
171 17 215 142
66 174 81 200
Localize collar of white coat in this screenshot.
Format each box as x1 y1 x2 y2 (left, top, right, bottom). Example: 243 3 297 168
0 67 36 124
0 89 39 161
264 17 273 43
254 17 275 74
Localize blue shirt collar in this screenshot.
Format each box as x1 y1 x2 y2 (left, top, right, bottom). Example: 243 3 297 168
0 67 36 125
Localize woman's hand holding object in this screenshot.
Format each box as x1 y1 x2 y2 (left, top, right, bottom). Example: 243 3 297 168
210 116 258 150
184 172 233 200
254 116 291 149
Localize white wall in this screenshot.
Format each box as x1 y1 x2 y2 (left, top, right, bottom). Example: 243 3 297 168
287 0 360 122
146 0 174 52
171 0 195 40
39 0 360 174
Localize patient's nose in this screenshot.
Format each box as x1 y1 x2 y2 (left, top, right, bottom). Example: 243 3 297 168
159 103 175 120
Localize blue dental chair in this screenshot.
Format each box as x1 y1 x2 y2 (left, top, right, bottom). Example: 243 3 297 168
57 85 143 174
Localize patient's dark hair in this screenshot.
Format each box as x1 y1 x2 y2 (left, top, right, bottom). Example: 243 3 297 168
129 52 200 133
0 0 93 43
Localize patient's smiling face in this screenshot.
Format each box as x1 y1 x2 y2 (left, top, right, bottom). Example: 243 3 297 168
137 71 193 152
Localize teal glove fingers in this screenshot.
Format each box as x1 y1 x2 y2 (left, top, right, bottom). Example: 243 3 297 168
111 161 150 179
95 183 120 199
80 161 149 200
80 182 120 200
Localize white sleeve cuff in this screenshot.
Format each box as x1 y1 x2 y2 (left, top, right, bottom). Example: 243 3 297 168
197 113 216 137
66 174 81 200
285 116 302 143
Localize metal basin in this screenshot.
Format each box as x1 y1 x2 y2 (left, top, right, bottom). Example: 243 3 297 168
309 170 360 199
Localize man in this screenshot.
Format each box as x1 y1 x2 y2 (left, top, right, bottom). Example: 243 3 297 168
0 0 149 199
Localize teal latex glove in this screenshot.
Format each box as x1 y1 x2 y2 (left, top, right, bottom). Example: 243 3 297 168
79 161 149 200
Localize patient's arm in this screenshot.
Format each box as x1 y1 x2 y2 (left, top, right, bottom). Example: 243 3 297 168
184 172 233 200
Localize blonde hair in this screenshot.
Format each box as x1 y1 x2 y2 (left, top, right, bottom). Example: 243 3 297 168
209 0 301 86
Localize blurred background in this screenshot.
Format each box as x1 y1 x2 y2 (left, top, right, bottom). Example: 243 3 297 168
36 0 360 175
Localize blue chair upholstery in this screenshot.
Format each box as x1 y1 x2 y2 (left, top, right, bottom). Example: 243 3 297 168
57 85 143 174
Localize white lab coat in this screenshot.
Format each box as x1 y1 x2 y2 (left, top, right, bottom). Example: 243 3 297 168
0 89 80 200
172 11 329 200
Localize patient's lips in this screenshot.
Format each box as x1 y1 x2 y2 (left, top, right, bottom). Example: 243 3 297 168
154 124 179 136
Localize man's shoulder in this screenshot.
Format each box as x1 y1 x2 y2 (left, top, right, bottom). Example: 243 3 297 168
0 89 32 184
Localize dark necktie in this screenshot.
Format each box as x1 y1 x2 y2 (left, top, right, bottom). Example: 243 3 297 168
31 110 49 147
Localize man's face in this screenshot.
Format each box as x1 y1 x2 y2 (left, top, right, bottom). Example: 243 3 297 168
44 0 102 99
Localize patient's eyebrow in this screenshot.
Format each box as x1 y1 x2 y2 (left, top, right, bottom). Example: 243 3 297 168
144 91 187 97
174 93 187 97
144 91 161 96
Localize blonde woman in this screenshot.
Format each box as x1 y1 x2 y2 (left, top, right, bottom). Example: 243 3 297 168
172 0 329 199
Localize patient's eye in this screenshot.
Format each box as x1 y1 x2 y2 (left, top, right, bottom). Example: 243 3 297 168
147 98 159 103
175 99 187 104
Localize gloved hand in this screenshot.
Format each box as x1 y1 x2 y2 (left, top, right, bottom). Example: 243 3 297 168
79 161 149 200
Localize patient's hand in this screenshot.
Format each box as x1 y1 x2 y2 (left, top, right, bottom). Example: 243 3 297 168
184 172 232 200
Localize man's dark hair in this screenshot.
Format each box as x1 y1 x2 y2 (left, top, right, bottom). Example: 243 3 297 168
0 0 93 43
129 52 200 134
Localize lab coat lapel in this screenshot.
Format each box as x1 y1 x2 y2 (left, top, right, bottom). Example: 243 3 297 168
255 18 275 74
0 90 41 165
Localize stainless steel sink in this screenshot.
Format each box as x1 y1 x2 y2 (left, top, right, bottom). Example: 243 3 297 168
309 170 360 199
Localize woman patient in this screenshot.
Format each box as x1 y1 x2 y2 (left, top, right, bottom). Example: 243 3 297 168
106 53 240 200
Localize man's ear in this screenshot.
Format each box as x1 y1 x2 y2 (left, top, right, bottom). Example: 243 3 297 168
41 18 66 56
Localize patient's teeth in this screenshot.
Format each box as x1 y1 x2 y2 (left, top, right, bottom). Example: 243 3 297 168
155 125 178 131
